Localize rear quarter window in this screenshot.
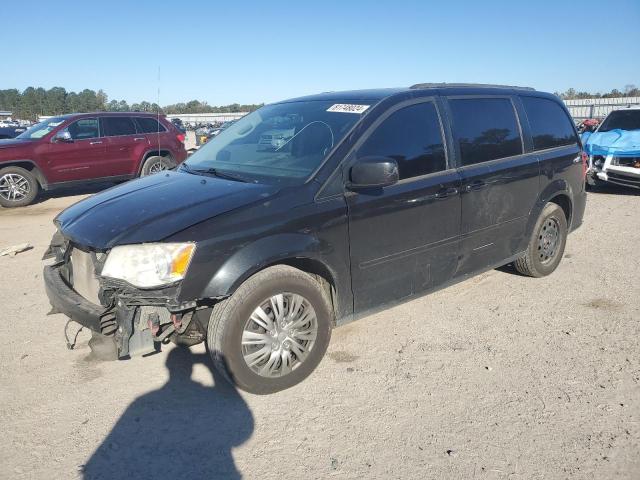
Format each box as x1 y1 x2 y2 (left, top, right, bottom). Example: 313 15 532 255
135 117 167 134
449 97 523 166
521 96 577 150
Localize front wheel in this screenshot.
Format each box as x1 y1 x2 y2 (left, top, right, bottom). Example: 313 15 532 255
207 265 333 394
514 202 568 277
0 166 39 208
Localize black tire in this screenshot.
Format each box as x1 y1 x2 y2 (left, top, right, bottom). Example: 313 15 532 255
207 265 333 394
0 166 39 208
514 203 568 277
140 155 174 176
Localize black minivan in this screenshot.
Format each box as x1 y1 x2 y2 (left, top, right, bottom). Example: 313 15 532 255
44 84 587 394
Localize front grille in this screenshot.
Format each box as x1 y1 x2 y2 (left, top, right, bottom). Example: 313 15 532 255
68 247 102 305
607 172 640 188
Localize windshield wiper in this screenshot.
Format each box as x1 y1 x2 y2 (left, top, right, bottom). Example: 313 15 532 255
182 164 251 183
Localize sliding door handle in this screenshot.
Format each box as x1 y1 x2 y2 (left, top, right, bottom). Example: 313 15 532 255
435 187 459 199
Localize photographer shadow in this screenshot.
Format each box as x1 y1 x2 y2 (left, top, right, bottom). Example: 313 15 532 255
82 347 254 480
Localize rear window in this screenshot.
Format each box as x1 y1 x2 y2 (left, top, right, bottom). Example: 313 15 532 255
449 97 522 166
135 117 167 134
521 96 577 150
102 117 136 136
598 109 640 132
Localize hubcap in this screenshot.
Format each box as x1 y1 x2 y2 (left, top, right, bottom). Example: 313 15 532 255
241 293 318 378
0 173 30 201
537 217 560 264
149 161 167 174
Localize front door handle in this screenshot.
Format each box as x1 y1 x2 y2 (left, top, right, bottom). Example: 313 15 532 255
435 187 459 199
133 137 146 141
464 181 486 192
89 141 102 145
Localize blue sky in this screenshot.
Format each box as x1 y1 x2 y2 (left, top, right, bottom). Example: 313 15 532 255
2 0 638 105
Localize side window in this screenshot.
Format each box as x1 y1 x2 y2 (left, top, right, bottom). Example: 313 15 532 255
358 102 446 180
135 117 167 134
449 98 523 166
64 118 99 140
102 117 136 137
521 96 578 150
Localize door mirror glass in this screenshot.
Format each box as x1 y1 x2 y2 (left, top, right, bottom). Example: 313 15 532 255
348 156 399 189
53 130 73 143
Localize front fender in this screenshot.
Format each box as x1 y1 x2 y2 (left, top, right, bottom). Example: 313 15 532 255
200 233 328 299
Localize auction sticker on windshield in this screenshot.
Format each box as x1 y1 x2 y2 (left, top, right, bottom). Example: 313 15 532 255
327 104 370 114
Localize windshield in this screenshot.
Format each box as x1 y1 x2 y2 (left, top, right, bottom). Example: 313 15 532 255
182 100 369 185
598 110 640 132
16 117 67 139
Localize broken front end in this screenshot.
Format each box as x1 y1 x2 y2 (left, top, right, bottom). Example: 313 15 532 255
43 232 211 358
588 154 640 189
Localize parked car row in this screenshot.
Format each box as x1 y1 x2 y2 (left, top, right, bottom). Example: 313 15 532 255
0 112 187 207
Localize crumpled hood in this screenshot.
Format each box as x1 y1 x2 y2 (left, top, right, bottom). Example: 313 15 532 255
583 129 640 157
55 170 279 249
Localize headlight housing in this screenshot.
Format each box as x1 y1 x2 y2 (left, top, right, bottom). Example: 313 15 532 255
101 243 196 288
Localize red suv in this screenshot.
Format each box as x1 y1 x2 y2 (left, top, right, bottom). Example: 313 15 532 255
0 112 187 207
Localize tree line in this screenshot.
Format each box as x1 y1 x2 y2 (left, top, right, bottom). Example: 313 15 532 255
0 87 263 120
556 84 639 100
2 84 638 120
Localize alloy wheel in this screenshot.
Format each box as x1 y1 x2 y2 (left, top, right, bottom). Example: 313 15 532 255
149 161 167 174
0 173 30 202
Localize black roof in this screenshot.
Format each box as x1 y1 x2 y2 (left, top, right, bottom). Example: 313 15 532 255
276 83 549 107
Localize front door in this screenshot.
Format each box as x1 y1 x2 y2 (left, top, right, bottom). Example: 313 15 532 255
43 117 106 182
346 100 462 313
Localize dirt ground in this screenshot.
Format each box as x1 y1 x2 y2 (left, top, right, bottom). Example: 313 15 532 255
0 185 638 480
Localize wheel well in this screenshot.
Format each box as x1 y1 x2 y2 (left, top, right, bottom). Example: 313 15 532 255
269 258 338 325
143 150 172 160
548 194 572 226
0 161 47 188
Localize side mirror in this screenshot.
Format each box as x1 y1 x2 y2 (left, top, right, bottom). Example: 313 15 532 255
348 156 399 189
53 130 73 143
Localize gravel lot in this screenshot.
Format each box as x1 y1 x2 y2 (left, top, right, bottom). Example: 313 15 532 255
0 185 638 479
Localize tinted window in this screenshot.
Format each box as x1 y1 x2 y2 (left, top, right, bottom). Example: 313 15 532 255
102 117 136 136
521 96 577 149
135 117 166 133
358 102 446 180
65 118 99 140
450 98 522 166
598 109 640 132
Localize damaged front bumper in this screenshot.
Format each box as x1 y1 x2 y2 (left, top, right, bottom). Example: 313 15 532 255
43 239 210 359
587 154 640 189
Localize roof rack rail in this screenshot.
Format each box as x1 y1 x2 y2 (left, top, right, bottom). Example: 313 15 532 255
410 83 535 91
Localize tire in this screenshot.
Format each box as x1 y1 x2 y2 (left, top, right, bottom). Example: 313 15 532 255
514 203 568 277
0 166 39 208
140 155 174 176
207 265 333 394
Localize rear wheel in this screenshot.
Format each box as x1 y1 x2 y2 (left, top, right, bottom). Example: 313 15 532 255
207 265 333 394
514 203 568 277
140 155 174 176
0 166 39 207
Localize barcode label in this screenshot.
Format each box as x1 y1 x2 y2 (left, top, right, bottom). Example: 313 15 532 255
327 104 370 114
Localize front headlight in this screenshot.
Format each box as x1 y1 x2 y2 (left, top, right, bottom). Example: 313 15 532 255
101 243 196 288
